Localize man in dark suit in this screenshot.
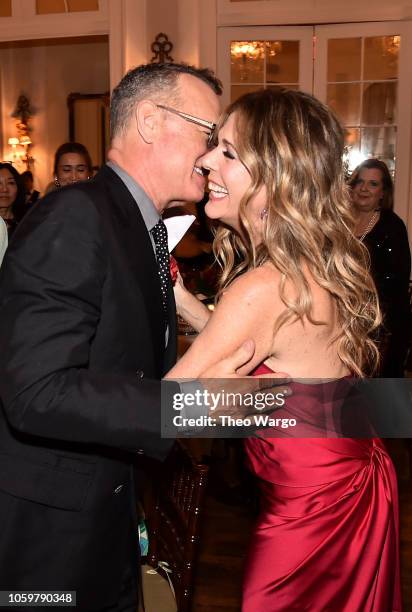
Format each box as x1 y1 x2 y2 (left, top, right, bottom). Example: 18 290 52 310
0 63 253 611
22 170 40 208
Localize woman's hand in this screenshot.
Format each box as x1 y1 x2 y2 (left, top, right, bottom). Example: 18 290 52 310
173 271 189 315
172 269 212 333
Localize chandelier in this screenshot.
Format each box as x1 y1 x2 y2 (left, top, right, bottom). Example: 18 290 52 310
231 40 282 61
231 41 264 61
381 35 400 58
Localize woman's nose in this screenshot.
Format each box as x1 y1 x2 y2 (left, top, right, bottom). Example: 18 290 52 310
200 149 215 173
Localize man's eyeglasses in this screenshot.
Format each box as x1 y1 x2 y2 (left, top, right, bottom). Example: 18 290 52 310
156 104 216 147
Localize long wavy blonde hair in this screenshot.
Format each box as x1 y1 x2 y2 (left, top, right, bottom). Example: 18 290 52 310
213 88 381 376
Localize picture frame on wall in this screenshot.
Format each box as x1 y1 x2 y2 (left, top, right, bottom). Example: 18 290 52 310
67 92 110 170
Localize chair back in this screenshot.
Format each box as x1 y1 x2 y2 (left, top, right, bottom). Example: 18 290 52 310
404 280 412 372
147 441 209 612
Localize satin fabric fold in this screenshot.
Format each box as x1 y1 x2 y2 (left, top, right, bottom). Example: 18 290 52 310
243 365 401 612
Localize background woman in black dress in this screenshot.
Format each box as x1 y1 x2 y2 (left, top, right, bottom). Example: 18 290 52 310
350 158 411 376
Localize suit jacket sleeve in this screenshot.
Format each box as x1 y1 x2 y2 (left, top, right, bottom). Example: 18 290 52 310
0 188 177 456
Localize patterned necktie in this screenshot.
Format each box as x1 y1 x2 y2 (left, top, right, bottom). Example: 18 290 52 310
151 219 170 321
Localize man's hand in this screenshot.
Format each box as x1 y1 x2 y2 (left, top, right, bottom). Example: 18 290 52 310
198 340 291 421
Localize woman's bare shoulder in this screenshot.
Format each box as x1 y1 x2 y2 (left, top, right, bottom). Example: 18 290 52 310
222 262 282 305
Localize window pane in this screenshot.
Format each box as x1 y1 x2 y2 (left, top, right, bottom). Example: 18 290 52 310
267 41 299 84
67 0 98 10
267 84 299 91
362 82 397 125
364 36 399 81
361 127 396 174
327 83 361 125
343 128 364 173
345 127 360 149
0 0 12 17
327 38 361 82
36 0 65 13
36 0 98 13
231 84 264 103
231 41 264 84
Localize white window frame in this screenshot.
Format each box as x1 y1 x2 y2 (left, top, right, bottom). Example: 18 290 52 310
314 21 412 227
217 25 313 109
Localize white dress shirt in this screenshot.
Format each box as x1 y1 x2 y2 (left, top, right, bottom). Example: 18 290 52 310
0 217 7 267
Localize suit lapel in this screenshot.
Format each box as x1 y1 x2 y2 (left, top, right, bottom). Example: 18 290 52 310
163 281 177 374
95 167 166 376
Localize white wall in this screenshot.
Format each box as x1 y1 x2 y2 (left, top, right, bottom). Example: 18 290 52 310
0 36 109 193
110 0 215 73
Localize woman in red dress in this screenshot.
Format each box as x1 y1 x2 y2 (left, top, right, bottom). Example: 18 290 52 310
168 87 401 611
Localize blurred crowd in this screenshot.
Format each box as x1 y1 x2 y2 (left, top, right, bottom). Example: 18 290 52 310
0 141 93 238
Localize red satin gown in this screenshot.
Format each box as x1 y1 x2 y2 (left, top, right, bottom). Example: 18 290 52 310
243 364 402 612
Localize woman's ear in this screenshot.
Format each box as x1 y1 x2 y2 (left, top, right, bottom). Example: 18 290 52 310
135 100 159 144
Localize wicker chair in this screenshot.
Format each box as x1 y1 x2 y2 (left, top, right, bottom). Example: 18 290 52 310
146 441 209 612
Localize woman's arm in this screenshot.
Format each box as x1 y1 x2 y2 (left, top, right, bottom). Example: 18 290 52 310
168 265 281 379
174 273 211 332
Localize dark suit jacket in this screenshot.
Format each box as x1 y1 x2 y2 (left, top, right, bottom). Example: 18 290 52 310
0 165 178 609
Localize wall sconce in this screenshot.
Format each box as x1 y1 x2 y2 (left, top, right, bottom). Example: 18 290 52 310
8 137 22 163
9 94 35 170
8 135 33 168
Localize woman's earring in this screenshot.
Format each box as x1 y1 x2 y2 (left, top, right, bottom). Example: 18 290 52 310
260 208 268 220
54 176 60 188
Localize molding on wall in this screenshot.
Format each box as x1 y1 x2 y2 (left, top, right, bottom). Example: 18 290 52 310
217 0 412 26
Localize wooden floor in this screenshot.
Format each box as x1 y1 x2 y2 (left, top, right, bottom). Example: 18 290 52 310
191 440 412 611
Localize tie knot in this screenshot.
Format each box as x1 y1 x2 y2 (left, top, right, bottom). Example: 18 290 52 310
151 219 168 247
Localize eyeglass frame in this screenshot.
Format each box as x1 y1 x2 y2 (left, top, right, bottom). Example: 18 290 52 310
156 104 216 147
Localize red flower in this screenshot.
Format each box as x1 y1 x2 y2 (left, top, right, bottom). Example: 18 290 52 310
169 255 179 285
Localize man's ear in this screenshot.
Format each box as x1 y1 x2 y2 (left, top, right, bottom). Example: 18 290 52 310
135 100 159 144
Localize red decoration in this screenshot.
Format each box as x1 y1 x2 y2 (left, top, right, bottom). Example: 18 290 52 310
169 255 179 285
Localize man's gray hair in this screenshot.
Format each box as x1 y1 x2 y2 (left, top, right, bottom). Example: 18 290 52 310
110 62 222 139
